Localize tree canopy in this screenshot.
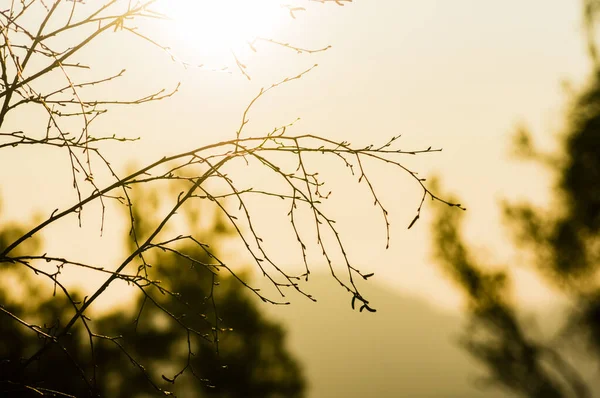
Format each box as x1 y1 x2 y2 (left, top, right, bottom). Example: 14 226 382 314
0 186 305 397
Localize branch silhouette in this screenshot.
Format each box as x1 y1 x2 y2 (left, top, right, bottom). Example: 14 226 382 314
0 1 462 395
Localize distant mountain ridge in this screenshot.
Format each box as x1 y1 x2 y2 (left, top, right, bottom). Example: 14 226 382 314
257 273 512 398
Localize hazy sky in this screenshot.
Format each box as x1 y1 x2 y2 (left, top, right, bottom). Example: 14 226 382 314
1 0 592 312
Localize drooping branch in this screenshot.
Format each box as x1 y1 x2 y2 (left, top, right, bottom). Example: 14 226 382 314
0 0 464 395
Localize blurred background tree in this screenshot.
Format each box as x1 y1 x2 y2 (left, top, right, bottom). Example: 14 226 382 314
0 184 305 397
430 2 600 396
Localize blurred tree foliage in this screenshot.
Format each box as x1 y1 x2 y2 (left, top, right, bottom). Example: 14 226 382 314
0 186 305 397
430 34 600 398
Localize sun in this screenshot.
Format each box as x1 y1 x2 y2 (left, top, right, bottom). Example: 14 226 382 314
155 0 289 66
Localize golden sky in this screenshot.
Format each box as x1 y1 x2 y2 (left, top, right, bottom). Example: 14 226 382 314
1 0 591 312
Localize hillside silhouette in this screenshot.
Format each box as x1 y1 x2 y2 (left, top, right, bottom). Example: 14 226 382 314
260 273 513 398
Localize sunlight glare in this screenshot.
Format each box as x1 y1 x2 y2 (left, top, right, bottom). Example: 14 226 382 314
156 0 289 65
